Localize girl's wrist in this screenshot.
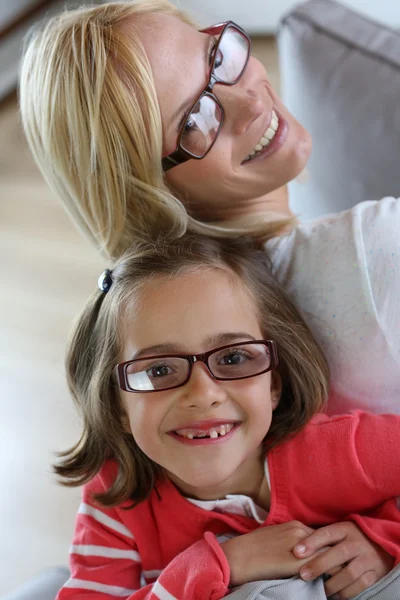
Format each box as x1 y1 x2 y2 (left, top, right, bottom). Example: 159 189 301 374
221 537 243 586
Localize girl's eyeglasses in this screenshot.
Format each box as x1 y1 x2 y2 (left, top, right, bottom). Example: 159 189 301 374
115 340 278 393
161 21 251 172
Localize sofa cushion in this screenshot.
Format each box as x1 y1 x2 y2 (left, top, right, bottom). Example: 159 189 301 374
278 0 400 219
2 567 69 600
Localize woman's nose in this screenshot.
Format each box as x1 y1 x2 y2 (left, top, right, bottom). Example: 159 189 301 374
179 362 227 409
215 75 264 136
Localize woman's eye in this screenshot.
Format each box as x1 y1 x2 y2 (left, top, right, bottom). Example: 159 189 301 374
213 48 223 69
183 116 197 135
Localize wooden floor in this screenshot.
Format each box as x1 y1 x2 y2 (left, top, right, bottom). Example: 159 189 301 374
0 37 279 595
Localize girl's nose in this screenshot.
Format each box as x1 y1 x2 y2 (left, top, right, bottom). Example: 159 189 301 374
179 362 227 409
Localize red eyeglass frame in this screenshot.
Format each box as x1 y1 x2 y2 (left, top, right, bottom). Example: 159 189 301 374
161 21 251 172
115 340 279 393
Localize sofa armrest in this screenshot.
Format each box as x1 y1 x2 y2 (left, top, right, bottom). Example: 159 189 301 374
1 567 69 600
278 0 400 219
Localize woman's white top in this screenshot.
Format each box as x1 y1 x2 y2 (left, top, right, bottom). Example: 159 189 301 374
265 197 400 415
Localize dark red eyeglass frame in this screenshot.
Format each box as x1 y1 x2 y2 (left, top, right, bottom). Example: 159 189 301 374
161 21 251 172
115 340 279 393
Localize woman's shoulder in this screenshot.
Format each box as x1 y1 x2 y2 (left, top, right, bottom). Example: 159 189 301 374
263 198 400 414
266 197 399 269
264 196 400 300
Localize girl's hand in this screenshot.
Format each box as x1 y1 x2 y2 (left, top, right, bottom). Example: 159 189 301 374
292 521 394 599
221 520 319 586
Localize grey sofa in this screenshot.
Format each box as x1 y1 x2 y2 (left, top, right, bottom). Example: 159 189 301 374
1 567 70 600
279 0 400 219
5 0 400 598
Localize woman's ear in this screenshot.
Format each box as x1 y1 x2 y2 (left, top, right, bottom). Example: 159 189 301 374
270 371 282 409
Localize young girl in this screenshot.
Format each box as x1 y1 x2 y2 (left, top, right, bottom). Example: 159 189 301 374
56 236 399 600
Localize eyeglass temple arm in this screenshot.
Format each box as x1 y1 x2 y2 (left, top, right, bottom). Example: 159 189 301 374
162 147 191 172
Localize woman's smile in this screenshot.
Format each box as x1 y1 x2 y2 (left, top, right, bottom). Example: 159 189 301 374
241 109 288 165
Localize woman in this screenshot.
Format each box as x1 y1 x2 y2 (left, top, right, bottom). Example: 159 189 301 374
19 0 400 414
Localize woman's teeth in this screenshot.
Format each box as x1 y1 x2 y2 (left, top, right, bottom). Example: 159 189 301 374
175 423 234 439
244 109 279 162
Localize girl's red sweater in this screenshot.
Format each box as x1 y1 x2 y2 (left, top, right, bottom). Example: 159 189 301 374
57 411 400 600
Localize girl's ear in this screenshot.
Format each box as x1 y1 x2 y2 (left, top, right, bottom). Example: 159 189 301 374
120 408 131 433
270 371 282 409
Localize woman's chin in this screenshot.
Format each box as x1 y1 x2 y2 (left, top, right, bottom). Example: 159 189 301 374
286 129 312 183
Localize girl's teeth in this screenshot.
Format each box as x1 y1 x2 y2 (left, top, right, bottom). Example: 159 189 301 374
176 423 234 439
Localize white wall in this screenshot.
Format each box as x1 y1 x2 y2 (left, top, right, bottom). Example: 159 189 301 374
174 0 299 33
176 0 400 33
0 0 105 101
0 0 38 28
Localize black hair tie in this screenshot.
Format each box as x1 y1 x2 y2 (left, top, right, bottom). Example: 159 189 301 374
98 269 113 293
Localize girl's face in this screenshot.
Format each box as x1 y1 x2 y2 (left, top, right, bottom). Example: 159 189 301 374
119 269 281 501
133 13 311 219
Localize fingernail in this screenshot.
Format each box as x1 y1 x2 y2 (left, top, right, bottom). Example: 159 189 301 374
294 544 306 555
300 568 312 580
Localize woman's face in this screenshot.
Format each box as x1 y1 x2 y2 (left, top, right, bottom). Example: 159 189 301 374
133 13 311 219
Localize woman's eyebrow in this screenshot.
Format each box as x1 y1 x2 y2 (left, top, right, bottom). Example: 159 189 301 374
168 33 214 129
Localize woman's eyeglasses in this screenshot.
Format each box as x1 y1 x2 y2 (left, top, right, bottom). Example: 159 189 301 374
162 21 251 172
115 340 278 393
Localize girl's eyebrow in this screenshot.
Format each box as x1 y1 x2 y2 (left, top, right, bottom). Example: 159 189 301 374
168 33 214 130
130 333 256 360
132 343 184 359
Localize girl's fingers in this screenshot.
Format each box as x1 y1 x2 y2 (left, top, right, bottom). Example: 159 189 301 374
324 566 341 577
325 569 378 599
294 523 348 558
299 543 357 581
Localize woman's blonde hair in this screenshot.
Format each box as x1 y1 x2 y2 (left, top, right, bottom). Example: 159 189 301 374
55 235 329 507
19 0 294 260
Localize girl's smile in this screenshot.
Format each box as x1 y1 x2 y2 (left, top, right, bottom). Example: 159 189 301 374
169 420 241 445
119 267 281 501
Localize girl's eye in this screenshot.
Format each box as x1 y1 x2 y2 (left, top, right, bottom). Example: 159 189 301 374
147 364 174 379
218 350 250 366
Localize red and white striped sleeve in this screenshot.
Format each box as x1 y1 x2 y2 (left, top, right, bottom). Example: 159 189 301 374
57 493 230 600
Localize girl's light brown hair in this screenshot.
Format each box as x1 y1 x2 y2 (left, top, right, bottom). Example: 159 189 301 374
19 0 295 260
55 235 329 507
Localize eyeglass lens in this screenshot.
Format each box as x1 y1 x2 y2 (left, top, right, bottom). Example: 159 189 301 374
124 343 271 392
180 25 250 158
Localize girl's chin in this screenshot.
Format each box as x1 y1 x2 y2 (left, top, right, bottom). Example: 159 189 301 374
167 468 235 497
